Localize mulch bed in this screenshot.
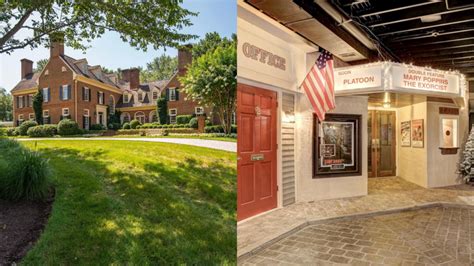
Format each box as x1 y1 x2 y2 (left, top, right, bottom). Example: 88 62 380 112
0 191 54 265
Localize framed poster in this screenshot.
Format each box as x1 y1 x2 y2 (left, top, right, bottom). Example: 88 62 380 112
411 119 424 148
400 121 411 147
313 114 362 178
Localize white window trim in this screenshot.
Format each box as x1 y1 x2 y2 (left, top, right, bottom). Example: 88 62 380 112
99 91 104 105
152 91 158 100
439 115 459 148
18 114 24 120
62 85 69 100
28 94 33 107
138 92 144 102
195 107 204 115
29 113 35 120
42 88 49 102
18 96 24 108
43 110 49 117
169 108 177 124
84 109 90 117
124 93 130 103
169 88 176 101
62 108 70 116
84 87 90 101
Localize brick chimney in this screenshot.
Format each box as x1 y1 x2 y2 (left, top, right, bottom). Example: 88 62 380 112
20 59 33 79
50 33 64 58
121 68 140 90
178 44 193 75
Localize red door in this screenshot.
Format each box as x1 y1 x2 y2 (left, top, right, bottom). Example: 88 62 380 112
237 83 277 221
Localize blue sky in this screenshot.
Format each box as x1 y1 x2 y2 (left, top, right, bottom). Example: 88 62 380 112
0 0 236 91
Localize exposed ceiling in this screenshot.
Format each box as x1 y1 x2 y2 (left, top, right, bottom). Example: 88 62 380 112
327 0 474 79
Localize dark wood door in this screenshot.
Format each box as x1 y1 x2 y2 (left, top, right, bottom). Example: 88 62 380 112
368 110 396 177
237 83 277 221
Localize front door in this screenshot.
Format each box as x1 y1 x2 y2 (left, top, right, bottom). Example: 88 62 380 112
237 84 277 221
98 112 104 126
368 110 396 177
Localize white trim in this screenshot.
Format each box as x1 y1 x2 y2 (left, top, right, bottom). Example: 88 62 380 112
195 106 204 115
28 113 35 120
62 108 70 116
83 109 90 117
169 88 177 101
62 85 69 100
169 108 177 124
42 110 49 117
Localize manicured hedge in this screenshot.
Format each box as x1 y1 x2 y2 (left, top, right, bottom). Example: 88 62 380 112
176 115 193 124
123 122 131 129
130 119 141 129
27 125 58 137
189 117 198 129
58 119 81 135
90 124 106 131
18 121 38 136
204 125 237 134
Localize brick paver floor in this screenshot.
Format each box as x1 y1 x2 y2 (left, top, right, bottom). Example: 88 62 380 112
239 206 474 265
238 177 474 260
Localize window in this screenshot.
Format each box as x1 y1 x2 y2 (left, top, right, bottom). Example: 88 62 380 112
18 114 24 121
43 110 49 117
83 87 90 101
84 110 90 130
44 69 49 75
42 88 49 102
135 112 146 124
62 108 69 116
29 113 35 120
440 116 459 148
169 88 176 101
18 96 24 108
195 107 204 115
109 96 115 114
122 112 131 123
61 66 67 72
169 108 177 124
124 93 129 103
28 94 33 107
43 110 50 124
138 92 143 102
152 91 158 100
84 109 90 117
62 85 69 100
98 92 104 104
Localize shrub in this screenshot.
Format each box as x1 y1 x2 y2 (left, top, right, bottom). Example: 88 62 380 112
108 123 122 130
130 119 141 129
176 115 193 124
90 124 106 131
189 117 198 129
123 123 131 129
58 119 80 135
0 127 6 136
0 139 50 201
204 125 237 134
18 120 38 136
6 127 19 136
27 125 57 137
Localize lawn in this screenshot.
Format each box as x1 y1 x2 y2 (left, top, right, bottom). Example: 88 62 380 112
20 140 236 265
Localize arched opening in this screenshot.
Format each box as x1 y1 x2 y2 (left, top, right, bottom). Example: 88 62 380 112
135 111 146 124
108 95 115 114
149 111 158 122
121 112 131 124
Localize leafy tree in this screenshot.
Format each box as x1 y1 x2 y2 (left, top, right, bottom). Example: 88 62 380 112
192 32 236 59
33 59 49 72
0 88 13 121
180 43 237 134
157 97 168 124
0 1 197 54
141 54 178 82
33 88 43 124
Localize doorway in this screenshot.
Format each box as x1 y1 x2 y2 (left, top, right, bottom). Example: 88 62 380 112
368 110 396 177
237 83 277 221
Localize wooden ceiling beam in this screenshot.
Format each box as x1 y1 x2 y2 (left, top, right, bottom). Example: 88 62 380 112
388 32 474 48
392 39 474 54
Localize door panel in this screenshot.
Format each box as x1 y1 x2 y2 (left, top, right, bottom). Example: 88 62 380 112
368 110 396 177
237 83 277 221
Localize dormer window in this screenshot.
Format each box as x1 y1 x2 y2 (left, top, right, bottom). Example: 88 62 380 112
124 93 130 103
152 91 158 100
138 92 144 102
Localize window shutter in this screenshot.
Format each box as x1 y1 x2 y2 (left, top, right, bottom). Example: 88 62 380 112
16 96 19 108
48 88 51 102
165 88 169 100
97 92 100 103
59 86 63 100
83 116 85 129
26 95 29 107
82 87 85 100
175 89 179 101
23 96 26 107
68 85 72 100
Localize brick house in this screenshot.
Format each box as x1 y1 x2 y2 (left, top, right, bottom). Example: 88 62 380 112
11 40 213 129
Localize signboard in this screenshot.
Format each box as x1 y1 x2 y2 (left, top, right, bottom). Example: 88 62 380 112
334 65 382 92
314 114 362 178
392 65 460 95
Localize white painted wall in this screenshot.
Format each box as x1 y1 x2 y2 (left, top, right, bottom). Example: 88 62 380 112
295 95 368 202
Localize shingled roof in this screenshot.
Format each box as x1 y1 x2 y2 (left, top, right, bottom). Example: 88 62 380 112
11 73 40 92
116 80 168 108
61 55 119 88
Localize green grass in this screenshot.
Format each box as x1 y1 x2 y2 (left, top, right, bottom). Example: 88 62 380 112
20 140 236 265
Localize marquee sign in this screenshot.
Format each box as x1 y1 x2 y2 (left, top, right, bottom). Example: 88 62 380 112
333 62 462 97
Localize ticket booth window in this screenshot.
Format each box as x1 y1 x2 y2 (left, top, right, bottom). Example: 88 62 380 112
440 116 458 148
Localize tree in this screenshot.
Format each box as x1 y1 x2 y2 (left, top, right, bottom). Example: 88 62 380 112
0 88 13 121
157 97 168 125
192 32 236 59
459 127 474 183
180 43 237 134
33 88 43 124
141 54 178 82
33 59 49 72
0 1 197 54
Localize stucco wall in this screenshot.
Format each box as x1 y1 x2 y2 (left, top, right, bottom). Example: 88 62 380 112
397 101 428 187
295 95 368 202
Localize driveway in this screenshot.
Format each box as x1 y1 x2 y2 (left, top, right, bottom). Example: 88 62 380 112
17 137 236 152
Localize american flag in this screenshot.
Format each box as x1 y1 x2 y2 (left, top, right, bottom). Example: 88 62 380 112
300 47 335 121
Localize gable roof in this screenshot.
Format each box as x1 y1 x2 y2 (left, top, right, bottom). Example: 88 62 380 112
61 55 118 88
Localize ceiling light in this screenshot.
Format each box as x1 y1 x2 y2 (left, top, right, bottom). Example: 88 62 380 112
421 15 442 23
